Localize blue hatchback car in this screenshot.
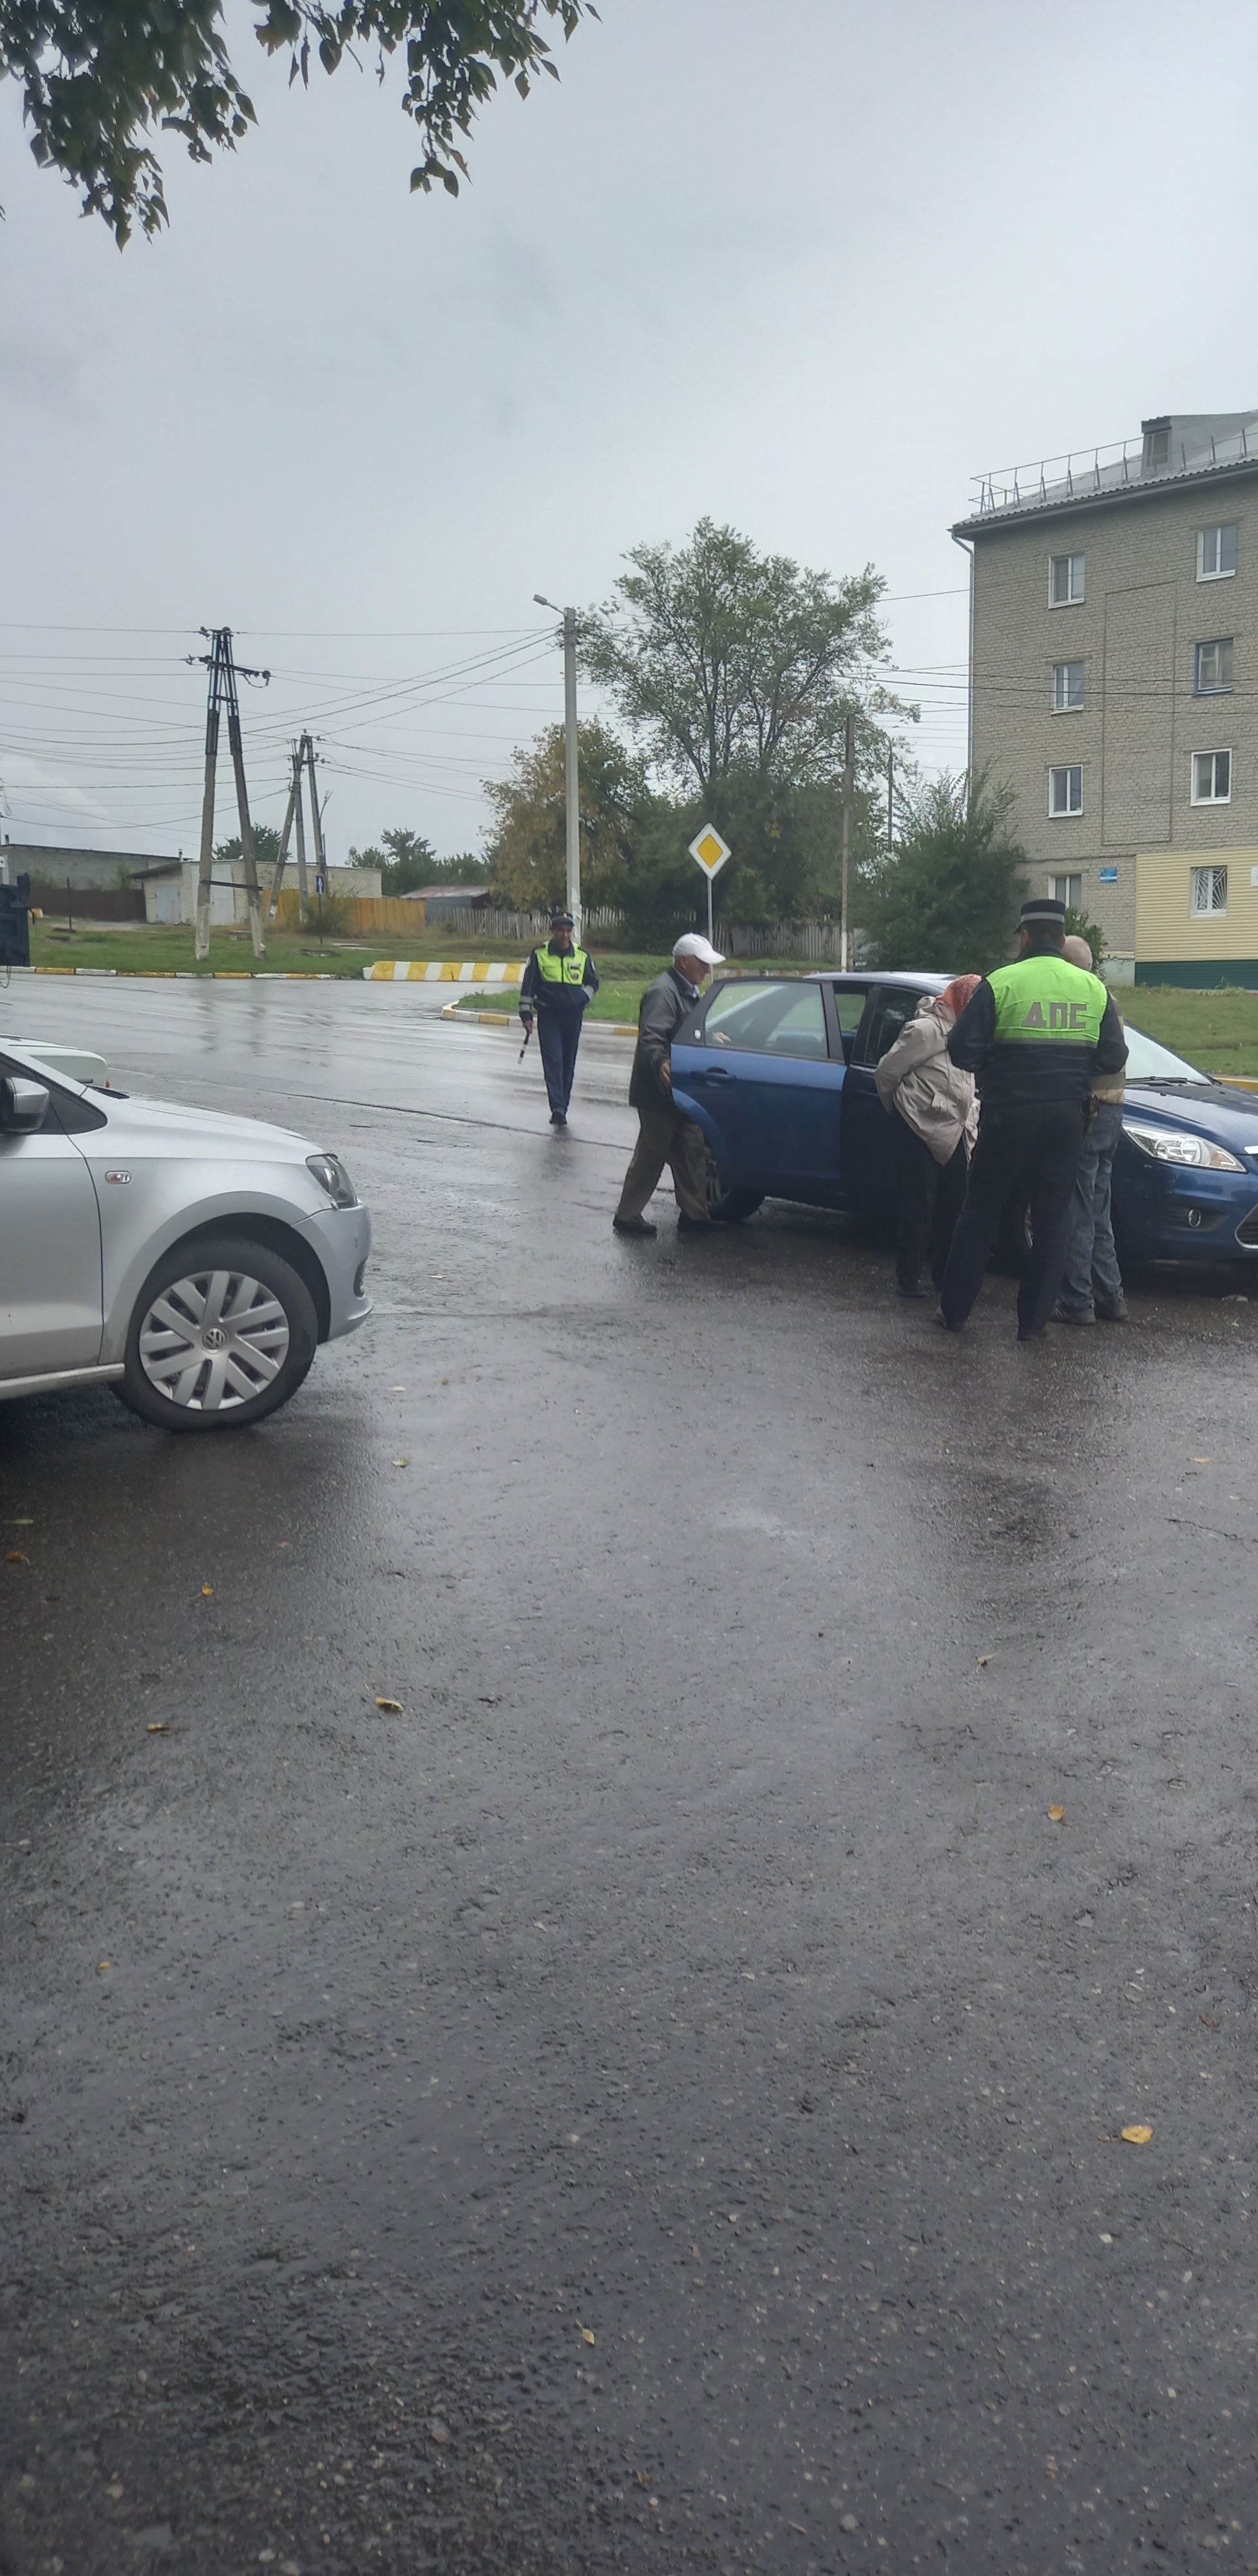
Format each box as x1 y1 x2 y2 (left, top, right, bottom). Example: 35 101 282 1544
670 971 1258 1271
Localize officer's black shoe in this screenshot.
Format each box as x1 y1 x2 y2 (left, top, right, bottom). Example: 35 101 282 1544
1051 1302 1093 1325
1094 1297 1129 1322
897 1279 929 1300
677 1213 712 1233
1018 1326 1049 1343
613 1215 656 1236
549 1110 567 1126
933 1307 963 1334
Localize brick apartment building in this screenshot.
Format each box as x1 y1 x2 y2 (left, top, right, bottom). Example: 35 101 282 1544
952 410 1258 985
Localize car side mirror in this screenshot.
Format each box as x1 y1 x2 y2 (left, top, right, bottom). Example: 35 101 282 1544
0 1076 50 1133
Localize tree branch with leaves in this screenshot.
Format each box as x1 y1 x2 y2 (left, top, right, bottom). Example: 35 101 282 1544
0 0 593 242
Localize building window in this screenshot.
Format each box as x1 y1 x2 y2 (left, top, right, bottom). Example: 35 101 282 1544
1049 765 1083 817
1197 524 1238 580
1050 553 1085 606
1050 873 1083 909
1195 638 1234 693
1191 865 1228 916
1191 749 1232 804
1052 661 1085 711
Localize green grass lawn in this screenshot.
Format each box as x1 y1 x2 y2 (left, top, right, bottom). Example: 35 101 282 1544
24 919 545 978
1125 986 1258 1078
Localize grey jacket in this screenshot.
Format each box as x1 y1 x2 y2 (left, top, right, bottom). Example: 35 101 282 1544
628 966 701 1113
874 996 978 1165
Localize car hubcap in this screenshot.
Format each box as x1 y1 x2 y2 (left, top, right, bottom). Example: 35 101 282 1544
138 1267 289 1411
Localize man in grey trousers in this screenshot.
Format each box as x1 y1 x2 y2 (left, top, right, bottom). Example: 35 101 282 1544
1053 933 1129 1325
612 934 724 1237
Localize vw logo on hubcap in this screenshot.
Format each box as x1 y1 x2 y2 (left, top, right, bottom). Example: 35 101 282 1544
202 1325 228 1349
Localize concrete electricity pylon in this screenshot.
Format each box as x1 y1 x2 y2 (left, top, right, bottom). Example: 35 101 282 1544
191 628 271 962
265 734 324 927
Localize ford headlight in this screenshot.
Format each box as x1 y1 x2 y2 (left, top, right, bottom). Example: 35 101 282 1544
307 1151 358 1208
1123 1119 1244 1172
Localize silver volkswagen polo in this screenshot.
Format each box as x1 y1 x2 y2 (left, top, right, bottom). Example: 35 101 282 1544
0 1036 371 1432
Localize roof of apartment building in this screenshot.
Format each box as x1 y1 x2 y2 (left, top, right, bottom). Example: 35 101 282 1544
953 410 1258 538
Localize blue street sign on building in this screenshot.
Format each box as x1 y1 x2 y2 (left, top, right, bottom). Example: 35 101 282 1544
1100 866 1118 883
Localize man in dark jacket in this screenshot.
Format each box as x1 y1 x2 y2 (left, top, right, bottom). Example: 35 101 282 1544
519 909 600 1127
612 934 724 1236
935 896 1127 1342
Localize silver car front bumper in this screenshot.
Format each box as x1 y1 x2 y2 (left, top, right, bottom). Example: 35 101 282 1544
304 1202 372 1341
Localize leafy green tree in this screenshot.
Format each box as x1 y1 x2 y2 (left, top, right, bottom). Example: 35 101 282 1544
484 720 648 913
858 772 1024 978
581 518 896 798
349 837 492 895
1 0 592 243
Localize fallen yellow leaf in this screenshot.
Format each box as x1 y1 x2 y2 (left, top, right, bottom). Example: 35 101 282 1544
375 1696 403 1714
98 1960 111 1973
202 1584 214 1598
393 1457 410 1468
580 2325 595 2346
1121 2123 1154 2146
6 1550 28 1566
1049 1805 1067 1823
976 1653 995 1668
147 1723 170 1735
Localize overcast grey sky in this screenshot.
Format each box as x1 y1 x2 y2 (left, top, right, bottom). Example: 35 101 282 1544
3 0 1257 862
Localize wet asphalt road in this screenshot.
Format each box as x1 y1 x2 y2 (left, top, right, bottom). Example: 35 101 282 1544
3 978 1258 2576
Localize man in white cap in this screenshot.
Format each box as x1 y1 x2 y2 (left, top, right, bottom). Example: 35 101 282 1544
612 933 725 1236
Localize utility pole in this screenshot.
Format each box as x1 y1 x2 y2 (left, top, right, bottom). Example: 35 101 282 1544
887 748 895 851
534 594 580 936
292 740 311 924
265 744 303 924
191 629 271 962
840 710 855 973
305 734 329 902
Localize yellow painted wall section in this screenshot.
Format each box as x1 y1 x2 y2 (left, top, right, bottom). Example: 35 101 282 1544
1136 851 1258 959
274 893 427 933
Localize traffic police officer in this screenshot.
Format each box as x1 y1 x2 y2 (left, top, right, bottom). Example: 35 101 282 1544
519 909 600 1127
936 896 1127 1341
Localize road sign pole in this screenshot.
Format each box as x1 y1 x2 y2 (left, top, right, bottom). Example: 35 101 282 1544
707 872 714 953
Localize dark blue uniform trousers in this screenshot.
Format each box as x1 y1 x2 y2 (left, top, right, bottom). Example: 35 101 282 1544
939 1101 1085 1337
537 1009 583 1115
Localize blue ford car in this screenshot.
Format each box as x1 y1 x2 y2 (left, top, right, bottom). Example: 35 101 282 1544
670 971 1258 1270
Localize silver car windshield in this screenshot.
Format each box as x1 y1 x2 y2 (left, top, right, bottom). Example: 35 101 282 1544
1123 1023 1210 1085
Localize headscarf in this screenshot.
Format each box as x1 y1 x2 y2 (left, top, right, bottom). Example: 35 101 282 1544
936 974 982 1023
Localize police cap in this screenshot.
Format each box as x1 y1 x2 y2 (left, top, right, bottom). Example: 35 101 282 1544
1019 895 1067 931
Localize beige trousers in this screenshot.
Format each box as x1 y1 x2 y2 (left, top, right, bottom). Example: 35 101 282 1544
616 1108 709 1221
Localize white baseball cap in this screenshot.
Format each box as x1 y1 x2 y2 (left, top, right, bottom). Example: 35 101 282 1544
673 933 725 967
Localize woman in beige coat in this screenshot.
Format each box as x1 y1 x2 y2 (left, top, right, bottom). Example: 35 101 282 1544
873 976 981 1300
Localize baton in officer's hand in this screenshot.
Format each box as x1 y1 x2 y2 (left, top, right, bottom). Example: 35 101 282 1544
519 1016 533 1063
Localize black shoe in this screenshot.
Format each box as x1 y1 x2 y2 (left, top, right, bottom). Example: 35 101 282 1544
1094 1298 1129 1322
897 1280 929 1300
677 1213 712 1233
1051 1302 1093 1325
613 1215 656 1236
1018 1326 1049 1343
549 1110 567 1126
933 1307 963 1334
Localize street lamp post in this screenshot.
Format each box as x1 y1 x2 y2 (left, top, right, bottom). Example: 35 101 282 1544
534 594 580 937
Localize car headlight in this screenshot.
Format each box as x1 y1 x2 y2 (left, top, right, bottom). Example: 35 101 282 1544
1122 1119 1244 1172
307 1151 358 1208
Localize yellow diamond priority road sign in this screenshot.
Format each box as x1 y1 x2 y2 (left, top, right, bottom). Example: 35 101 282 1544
688 824 731 880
